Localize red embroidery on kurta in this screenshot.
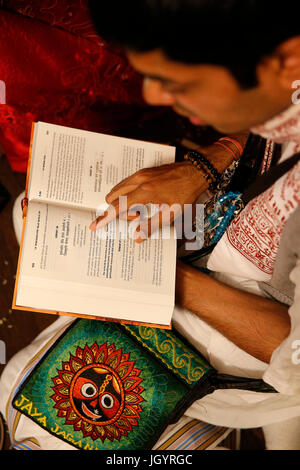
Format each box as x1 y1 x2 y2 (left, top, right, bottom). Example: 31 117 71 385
253 108 300 145
226 162 300 274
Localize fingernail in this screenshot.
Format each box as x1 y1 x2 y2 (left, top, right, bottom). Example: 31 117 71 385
89 221 97 231
134 236 145 244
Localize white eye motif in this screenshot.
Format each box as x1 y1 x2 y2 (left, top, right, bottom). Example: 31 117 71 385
101 393 114 409
81 383 97 398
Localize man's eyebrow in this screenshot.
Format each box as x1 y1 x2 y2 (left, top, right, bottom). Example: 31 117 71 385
144 74 195 89
145 74 176 85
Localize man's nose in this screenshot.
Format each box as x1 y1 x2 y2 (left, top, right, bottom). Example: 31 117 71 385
143 78 175 106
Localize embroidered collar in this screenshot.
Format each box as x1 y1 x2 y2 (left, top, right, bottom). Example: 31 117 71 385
251 103 300 145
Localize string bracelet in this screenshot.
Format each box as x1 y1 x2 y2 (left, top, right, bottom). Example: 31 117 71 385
214 141 240 161
214 137 243 161
219 137 243 157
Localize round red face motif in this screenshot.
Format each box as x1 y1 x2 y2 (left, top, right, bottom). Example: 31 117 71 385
51 342 144 442
70 365 124 425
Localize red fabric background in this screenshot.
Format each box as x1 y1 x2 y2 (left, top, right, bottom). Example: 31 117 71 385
0 0 152 173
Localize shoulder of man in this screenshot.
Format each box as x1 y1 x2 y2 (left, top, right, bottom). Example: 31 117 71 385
258 203 300 305
284 204 300 257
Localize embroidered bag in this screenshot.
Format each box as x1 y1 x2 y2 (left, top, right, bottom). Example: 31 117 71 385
12 318 274 450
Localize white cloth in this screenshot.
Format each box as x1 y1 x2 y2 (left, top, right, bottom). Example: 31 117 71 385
263 416 300 450
205 104 300 400
263 260 300 395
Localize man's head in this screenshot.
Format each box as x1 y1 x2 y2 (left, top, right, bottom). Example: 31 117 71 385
88 0 300 133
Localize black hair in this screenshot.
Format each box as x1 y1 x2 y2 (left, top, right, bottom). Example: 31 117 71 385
88 0 300 89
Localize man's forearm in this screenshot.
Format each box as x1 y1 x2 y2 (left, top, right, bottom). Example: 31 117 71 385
208 130 250 172
176 262 291 364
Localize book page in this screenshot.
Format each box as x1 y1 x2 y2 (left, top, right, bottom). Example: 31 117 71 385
16 202 176 324
27 122 176 211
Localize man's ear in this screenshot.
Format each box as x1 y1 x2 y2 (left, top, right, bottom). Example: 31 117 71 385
275 36 300 89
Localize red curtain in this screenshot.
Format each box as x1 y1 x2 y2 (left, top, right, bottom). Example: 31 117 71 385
0 0 150 172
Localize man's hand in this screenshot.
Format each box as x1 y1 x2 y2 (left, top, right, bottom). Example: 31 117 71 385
89 160 209 241
89 133 247 240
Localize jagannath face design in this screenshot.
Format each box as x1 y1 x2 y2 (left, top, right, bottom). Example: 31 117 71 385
51 342 144 442
71 365 123 424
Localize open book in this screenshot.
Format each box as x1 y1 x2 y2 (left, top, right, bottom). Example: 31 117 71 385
13 122 177 328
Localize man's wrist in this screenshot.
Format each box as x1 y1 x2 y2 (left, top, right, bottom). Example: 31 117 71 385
181 160 210 194
199 131 249 173
214 131 249 162
182 130 250 196
176 261 207 309
184 151 221 191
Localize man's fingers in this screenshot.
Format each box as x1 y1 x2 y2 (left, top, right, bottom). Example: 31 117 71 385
119 209 141 221
105 166 169 204
134 212 162 243
90 191 149 230
89 201 120 231
134 206 176 243
106 168 155 204
106 183 138 204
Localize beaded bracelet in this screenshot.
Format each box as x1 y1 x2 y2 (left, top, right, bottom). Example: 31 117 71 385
184 150 221 190
184 153 216 190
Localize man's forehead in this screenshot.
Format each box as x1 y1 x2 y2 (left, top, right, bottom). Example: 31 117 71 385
126 49 201 84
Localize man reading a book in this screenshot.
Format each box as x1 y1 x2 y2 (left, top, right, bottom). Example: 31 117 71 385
88 0 300 449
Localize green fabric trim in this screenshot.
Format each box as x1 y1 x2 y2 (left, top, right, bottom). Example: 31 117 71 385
122 324 212 385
